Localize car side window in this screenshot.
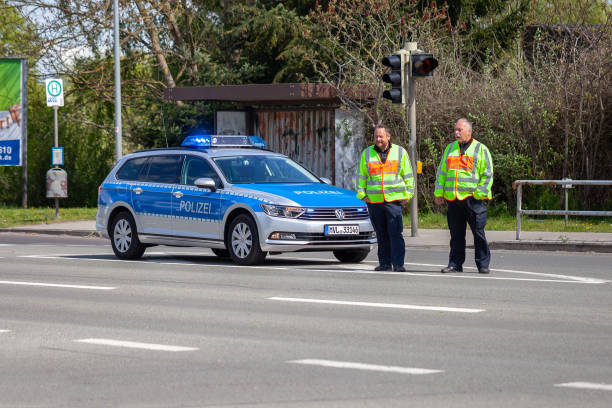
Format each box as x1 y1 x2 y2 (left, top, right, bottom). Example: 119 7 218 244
182 156 221 187
116 157 149 181
145 155 183 184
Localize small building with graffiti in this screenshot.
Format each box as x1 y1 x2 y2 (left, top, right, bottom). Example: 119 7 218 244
164 83 368 190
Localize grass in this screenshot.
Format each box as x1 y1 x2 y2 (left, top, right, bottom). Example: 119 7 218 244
0 206 97 228
1 206 610 233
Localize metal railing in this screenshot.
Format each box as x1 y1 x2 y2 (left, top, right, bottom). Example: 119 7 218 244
513 179 612 240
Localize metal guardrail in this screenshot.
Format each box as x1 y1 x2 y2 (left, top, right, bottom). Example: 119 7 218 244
513 179 612 240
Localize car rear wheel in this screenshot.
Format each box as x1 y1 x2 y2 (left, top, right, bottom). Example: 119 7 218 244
110 211 146 260
211 248 230 258
227 214 267 265
333 248 370 263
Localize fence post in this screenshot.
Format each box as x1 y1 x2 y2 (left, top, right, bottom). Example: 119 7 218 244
516 183 522 240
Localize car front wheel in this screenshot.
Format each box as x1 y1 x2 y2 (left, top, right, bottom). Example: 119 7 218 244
110 211 146 260
333 248 370 263
227 214 267 265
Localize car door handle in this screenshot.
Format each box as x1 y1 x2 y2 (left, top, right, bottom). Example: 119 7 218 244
133 187 143 195
173 191 184 198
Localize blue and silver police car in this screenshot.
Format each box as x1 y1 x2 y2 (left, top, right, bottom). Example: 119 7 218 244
97 135 375 265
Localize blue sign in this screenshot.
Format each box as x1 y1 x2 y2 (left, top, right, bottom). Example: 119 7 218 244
0 139 20 166
51 146 64 166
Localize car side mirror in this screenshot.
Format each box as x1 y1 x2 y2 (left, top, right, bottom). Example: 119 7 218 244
320 177 332 185
194 177 216 192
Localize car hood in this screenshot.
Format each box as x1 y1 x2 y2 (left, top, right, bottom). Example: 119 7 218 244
230 183 364 207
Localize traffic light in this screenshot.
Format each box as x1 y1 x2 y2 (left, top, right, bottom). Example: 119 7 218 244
410 53 438 77
381 53 406 104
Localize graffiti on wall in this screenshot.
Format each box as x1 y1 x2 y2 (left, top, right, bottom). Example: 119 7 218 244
255 109 335 182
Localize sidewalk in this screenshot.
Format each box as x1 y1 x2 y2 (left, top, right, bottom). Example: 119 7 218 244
1 220 611 253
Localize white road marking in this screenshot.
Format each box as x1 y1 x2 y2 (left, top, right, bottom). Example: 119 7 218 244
0 280 116 290
288 359 443 375
74 338 198 352
268 297 484 313
555 382 612 391
0 330 11 333
19 254 608 284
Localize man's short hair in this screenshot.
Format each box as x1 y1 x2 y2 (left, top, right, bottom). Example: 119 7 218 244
457 118 472 131
374 124 391 136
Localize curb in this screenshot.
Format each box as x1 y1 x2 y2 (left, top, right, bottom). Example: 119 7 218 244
489 240 612 253
0 228 102 238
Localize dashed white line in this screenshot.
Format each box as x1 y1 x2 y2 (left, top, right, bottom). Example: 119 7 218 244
0 330 11 333
0 280 116 290
74 338 198 352
555 382 612 391
288 359 443 375
268 297 485 313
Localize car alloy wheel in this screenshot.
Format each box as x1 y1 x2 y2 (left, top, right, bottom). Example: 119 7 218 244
113 218 132 253
226 214 266 265
110 211 146 260
231 222 252 259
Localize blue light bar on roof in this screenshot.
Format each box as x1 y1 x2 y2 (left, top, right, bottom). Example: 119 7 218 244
181 135 267 149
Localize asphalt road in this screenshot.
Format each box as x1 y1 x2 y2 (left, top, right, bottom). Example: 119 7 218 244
1 233 611 407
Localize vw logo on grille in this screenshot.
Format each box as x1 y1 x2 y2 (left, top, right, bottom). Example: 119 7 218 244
335 208 345 220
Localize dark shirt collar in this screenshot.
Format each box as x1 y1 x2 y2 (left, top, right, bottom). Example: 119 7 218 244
374 142 392 154
459 138 473 147
459 138 473 155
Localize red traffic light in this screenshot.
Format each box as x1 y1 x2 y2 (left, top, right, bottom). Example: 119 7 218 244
411 54 438 76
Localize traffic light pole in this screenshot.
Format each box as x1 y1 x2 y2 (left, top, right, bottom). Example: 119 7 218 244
406 42 418 237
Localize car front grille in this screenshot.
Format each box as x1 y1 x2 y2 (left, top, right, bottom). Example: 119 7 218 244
298 207 369 221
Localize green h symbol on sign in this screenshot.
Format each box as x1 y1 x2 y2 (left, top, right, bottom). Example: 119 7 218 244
48 81 62 97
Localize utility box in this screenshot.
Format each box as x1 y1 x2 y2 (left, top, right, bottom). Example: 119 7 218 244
46 168 68 198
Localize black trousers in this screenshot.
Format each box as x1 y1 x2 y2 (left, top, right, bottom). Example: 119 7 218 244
447 197 490 270
367 201 405 267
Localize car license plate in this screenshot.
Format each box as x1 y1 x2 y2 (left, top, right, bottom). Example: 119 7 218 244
325 225 360 235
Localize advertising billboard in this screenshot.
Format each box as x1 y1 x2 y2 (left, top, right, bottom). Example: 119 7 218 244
0 58 25 166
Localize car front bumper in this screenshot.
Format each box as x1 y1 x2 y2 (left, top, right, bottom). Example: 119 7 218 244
254 212 376 252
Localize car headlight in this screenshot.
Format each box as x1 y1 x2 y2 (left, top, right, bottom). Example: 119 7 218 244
260 204 305 218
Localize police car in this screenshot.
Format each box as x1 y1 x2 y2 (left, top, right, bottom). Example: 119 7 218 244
97 135 375 265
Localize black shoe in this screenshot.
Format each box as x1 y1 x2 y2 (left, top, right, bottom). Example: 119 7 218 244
478 267 490 274
441 266 462 273
393 265 406 272
375 265 392 271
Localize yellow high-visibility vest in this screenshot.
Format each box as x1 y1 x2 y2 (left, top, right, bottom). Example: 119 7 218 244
434 139 493 201
356 144 414 203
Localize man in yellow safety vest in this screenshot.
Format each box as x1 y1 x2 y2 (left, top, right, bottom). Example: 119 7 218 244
356 124 414 272
434 118 493 274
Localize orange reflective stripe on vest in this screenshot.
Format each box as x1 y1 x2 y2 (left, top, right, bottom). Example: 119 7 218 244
368 160 398 176
447 156 473 171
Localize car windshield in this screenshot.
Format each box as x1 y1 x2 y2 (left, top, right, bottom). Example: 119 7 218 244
213 155 321 184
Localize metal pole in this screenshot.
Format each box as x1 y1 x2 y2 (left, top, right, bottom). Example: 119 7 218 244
564 187 568 227
406 42 418 237
113 0 122 161
53 106 59 218
516 184 522 240
21 59 28 208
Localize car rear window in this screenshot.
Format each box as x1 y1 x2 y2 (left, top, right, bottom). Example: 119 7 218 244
116 157 149 180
